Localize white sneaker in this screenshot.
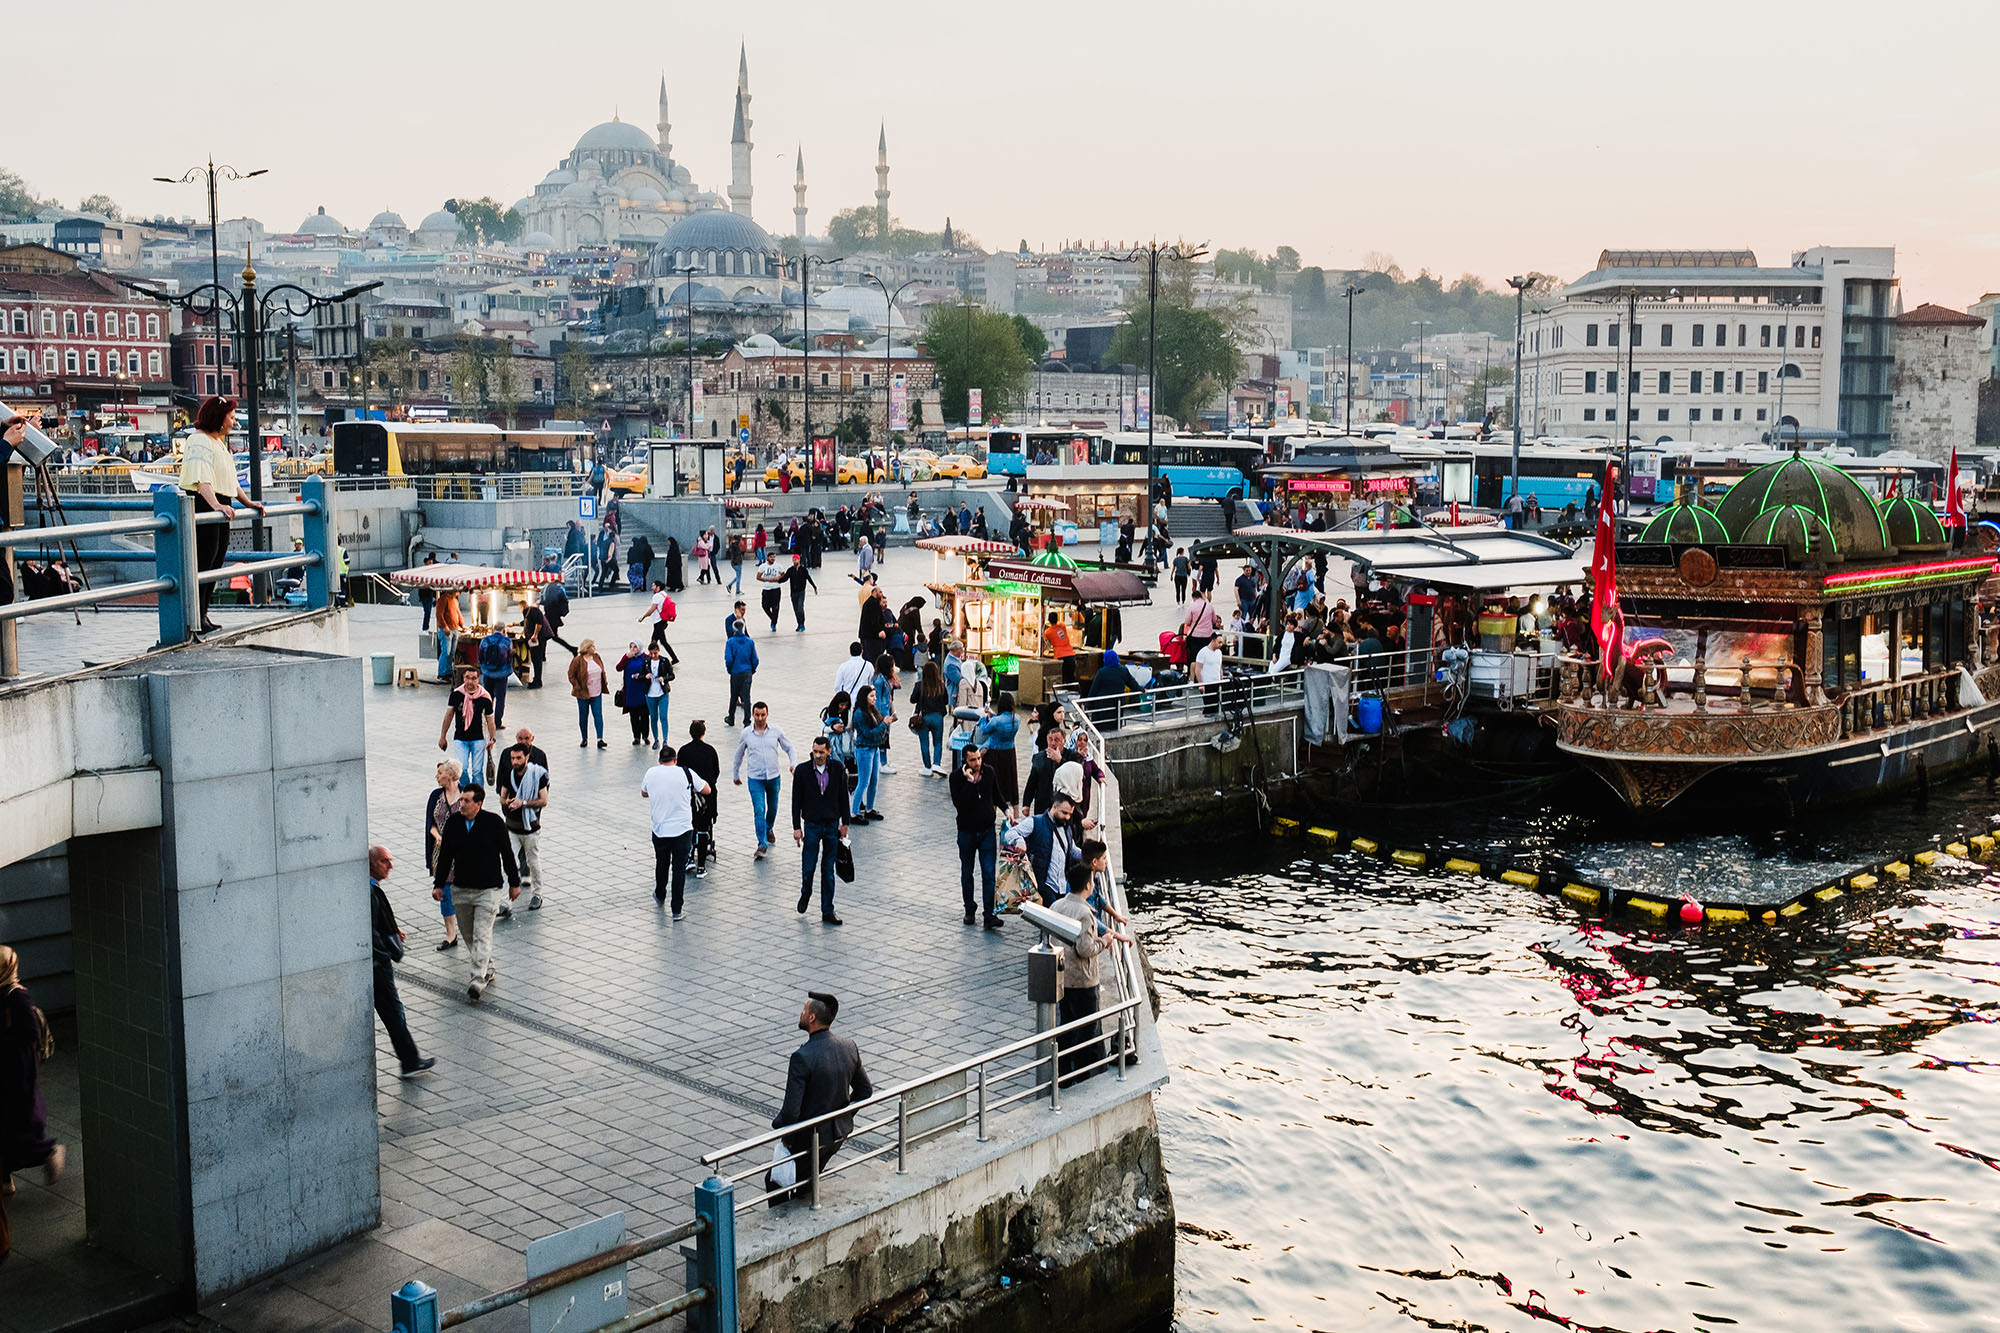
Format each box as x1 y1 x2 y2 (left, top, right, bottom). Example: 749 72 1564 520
880 763 898 775
934 764 949 776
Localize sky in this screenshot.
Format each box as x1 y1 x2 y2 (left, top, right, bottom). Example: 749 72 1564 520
12 0 1999 306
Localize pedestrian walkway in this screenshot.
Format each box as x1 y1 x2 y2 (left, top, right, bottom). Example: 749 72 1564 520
138 557 1179 1330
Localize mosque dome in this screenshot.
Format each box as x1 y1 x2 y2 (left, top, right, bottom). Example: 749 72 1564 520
665 188 690 205
520 231 556 250
663 280 728 305
662 208 774 254
1639 499 1729 544
540 168 577 189
574 119 657 155
367 210 407 231
418 208 459 233
1735 503 1843 565
1878 495 1949 553
297 206 343 236
629 186 665 204
741 333 781 352
1714 452 1889 558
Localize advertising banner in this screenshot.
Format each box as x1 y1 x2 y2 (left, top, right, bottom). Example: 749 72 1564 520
968 388 983 427
1136 387 1151 430
890 373 909 432
691 378 703 424
1120 392 1135 430
1275 386 1291 421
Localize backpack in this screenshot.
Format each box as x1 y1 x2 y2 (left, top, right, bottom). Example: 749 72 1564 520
541 582 568 613
478 633 512 673
5 985 54 1063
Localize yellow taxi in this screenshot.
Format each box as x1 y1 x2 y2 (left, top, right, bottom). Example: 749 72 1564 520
836 455 885 485
762 455 808 488
272 452 333 480
934 453 987 480
70 454 140 476
608 460 649 494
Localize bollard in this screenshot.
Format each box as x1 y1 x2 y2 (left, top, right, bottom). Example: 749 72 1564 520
155 487 199 646
390 1279 439 1333
691 1177 739 1333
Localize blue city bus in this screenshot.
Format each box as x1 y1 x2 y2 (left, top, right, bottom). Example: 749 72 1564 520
1107 433 1264 500
1457 443 1610 511
986 427 1113 476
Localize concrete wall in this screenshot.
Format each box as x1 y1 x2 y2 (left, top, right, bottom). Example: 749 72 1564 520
1890 322 1984 463
0 843 71 1011
413 495 592 566
1102 703 1303 832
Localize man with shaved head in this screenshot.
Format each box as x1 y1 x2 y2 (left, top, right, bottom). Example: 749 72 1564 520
369 846 435 1078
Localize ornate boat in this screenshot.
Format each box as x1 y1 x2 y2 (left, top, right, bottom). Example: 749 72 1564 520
1557 454 2000 813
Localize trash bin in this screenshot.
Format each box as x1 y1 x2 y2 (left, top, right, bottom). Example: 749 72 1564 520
369 653 396 686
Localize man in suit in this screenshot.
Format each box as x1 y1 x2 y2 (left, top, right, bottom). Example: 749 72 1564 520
369 846 435 1078
767 991 871 1203
790 737 851 923
431 784 521 1002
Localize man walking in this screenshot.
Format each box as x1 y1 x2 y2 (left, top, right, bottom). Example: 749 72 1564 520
438 667 497 784
791 736 851 924
723 618 759 726
782 553 818 632
369 846 435 1077
495 744 550 912
755 550 786 632
431 784 521 1002
477 625 515 728
949 743 1004 929
766 992 872 1202
732 701 796 861
642 744 710 920
723 598 749 638
832 640 873 703
641 580 677 650
680 720 722 878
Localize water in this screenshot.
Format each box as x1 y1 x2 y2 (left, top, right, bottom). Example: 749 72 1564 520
1137 780 2000 1332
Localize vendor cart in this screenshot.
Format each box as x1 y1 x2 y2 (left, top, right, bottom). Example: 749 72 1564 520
953 548 1150 703
390 563 561 680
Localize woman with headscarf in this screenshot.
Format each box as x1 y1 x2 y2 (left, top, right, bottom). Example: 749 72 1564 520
423 759 464 950
616 641 652 745
626 534 656 592
2 944 65 1232
663 537 685 592
1085 648 1141 732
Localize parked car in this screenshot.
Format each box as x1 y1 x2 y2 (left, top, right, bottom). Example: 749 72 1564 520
934 453 987 480
836 455 885 485
762 455 808 487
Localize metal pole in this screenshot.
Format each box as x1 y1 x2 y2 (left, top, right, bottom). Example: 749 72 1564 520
1622 290 1635 513
207 160 222 379
240 259 268 600
1345 285 1359 433
1146 248 1157 515
691 1177 738 1333
1507 277 1527 501
801 260 811 483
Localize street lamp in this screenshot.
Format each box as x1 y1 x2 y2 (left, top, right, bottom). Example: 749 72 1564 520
1772 294 1804 444
153 159 266 381
1105 240 1209 521
1410 320 1431 428
670 264 699 437
1342 283 1365 433
1506 276 1530 502
860 273 920 453
778 253 840 487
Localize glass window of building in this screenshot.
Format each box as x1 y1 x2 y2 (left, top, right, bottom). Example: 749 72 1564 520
1660 323 1674 347
83 312 96 336
1585 323 1598 347
1608 323 1619 347
1691 323 1704 347
1712 372 1724 393
1690 371 1701 394
1583 408 1597 422
1658 371 1670 393
1757 371 1769 394
1657 408 1669 422
1584 371 1597 393
1607 371 1618 394
1760 325 1771 347
1811 326 1822 348
148 352 162 377
1734 371 1744 393
1716 324 1727 346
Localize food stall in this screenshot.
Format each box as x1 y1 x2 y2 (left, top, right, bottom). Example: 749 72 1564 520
391 563 561 677
954 549 1150 703
1020 465 1150 549
918 534 1016 642
1010 495 1073 550
723 494 773 550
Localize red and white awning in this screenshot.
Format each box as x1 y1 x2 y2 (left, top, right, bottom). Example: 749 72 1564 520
724 496 774 509
1013 497 1070 513
390 564 560 591
915 535 1016 554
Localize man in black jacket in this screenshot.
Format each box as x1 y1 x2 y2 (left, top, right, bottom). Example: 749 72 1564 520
680 719 723 877
370 846 435 1077
767 991 871 1203
791 737 850 923
949 745 1005 929
431 784 521 1001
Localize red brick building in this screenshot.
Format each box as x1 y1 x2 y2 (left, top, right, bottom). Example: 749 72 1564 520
0 244 174 418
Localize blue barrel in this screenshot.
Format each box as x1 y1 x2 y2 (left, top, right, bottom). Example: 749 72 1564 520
1356 696 1384 734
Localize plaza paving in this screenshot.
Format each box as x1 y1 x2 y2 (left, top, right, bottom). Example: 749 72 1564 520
144 549 1185 1330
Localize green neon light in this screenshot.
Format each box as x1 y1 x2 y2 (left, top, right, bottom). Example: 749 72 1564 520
986 580 1037 597
991 654 1020 673
1824 567 1989 594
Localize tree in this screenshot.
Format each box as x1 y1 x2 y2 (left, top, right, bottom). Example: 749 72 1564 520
1274 245 1301 274
823 205 967 259
834 411 871 447
448 336 493 409
559 343 596 418
1298 266 1328 311
0 169 46 222
1458 363 1513 423
1010 315 1048 362
765 397 790 434
1106 302 1241 428
77 193 123 220
363 335 414 404
453 197 523 244
921 305 1034 424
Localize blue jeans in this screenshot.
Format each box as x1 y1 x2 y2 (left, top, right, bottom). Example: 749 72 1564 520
436 630 457 679
646 692 670 744
919 713 946 769
957 826 997 917
747 775 781 847
852 747 882 815
800 819 840 915
577 695 603 742
728 562 743 593
481 671 510 726
450 739 488 785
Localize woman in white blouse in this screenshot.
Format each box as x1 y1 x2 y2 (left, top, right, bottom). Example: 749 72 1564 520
177 396 265 632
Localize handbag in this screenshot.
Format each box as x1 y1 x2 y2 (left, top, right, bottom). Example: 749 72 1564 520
907 711 923 733
835 837 855 883
613 686 627 709
995 848 1036 914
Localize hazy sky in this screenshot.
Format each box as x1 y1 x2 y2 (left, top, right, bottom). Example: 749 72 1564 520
14 0 1998 305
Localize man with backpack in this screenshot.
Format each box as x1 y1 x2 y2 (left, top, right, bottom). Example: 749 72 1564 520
540 578 575 652
478 627 516 729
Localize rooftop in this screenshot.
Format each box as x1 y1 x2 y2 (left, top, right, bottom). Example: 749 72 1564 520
1897 302 1984 328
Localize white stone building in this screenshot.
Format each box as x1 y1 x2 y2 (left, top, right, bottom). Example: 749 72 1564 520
1887 303 1985 462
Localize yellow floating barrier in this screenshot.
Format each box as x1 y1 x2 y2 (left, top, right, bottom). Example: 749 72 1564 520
1762 910 1778 923
1816 886 1847 901
1780 902 1807 917
1500 869 1540 889
1972 834 1996 855
1270 817 1301 836
1391 849 1426 868
1707 907 1750 923
1946 842 1969 857
1349 837 1379 855
1560 883 1600 906
1444 858 1483 875
1848 873 1878 890
1626 897 1670 918
1882 862 1911 879
1307 826 1340 845
1912 850 1938 867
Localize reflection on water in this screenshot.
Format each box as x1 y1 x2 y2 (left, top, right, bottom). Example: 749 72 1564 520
1140 783 2000 1332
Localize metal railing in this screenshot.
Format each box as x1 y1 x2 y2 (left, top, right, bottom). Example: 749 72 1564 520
1077 665 1309 732
390 1179 737 1333
0 472 336 678
334 471 590 500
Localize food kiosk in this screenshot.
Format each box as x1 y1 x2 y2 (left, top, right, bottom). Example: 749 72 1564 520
1011 495 1072 550
723 495 773 552
391 563 561 677
955 549 1150 703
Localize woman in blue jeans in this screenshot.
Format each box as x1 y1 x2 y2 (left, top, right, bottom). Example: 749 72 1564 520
850 684 890 821
973 690 1022 814
912 660 951 775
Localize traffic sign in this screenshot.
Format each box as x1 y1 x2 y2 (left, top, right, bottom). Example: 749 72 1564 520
579 496 597 520
738 427 751 445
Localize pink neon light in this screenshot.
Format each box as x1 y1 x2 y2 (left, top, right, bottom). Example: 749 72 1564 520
1821 556 1994 587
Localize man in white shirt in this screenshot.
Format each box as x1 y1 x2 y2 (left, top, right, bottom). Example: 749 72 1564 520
732 702 797 860
1194 637 1225 716
832 641 873 702
642 744 710 920
641 581 676 649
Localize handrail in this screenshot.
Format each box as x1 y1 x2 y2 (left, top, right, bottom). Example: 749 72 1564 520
437 1217 705 1328
0 514 170 547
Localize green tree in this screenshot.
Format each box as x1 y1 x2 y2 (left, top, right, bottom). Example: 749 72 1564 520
560 343 596 417
765 397 790 434
77 193 123 220
1459 362 1514 422
1010 315 1048 361
823 205 967 259
922 305 1034 425
453 197 523 243
362 335 414 404
1106 303 1241 428
1274 245 1301 274
0 169 47 222
834 411 871 447
1298 266 1328 310
448 335 493 408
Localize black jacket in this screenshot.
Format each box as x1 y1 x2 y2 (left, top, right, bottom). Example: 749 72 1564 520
370 879 403 965
433 809 520 890
774 1027 873 1159
680 739 721 790
791 760 850 827
949 763 1002 834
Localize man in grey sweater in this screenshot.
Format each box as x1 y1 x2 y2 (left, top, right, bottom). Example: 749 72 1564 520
1050 857 1132 1084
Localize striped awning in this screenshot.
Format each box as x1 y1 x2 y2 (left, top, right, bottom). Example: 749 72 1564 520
1013 497 1070 512
390 564 560 591
915 535 1015 554
724 496 774 509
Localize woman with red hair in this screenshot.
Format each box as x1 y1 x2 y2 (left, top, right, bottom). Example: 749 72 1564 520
178 396 264 632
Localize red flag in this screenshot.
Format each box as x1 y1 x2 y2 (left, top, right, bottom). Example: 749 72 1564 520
1590 464 1625 682
1946 448 1966 530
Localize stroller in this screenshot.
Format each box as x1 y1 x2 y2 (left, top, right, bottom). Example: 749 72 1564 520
947 658 994 762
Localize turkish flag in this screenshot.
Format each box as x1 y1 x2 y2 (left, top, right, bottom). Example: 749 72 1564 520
1946 448 1966 530
1590 464 1625 682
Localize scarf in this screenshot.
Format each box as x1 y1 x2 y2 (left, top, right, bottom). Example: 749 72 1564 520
457 677 490 731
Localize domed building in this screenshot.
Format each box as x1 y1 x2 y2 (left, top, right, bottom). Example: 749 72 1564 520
365 211 409 246
1713 452 1890 559
1878 495 1949 553
651 209 780 288
1638 497 1728 544
413 208 462 251
295 206 345 238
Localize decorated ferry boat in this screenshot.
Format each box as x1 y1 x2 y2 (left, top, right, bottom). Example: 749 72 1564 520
1557 453 2000 813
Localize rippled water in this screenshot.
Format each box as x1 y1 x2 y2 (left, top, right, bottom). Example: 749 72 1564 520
1139 782 2000 1332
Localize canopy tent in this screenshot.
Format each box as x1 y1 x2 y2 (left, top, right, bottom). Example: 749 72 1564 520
723 495 773 510
390 564 559 590
1368 556 1591 592
915 535 1016 554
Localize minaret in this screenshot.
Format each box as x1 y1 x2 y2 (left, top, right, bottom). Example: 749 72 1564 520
729 87 753 217
737 42 752 141
793 146 808 242
943 216 954 253
656 75 671 157
874 124 890 240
